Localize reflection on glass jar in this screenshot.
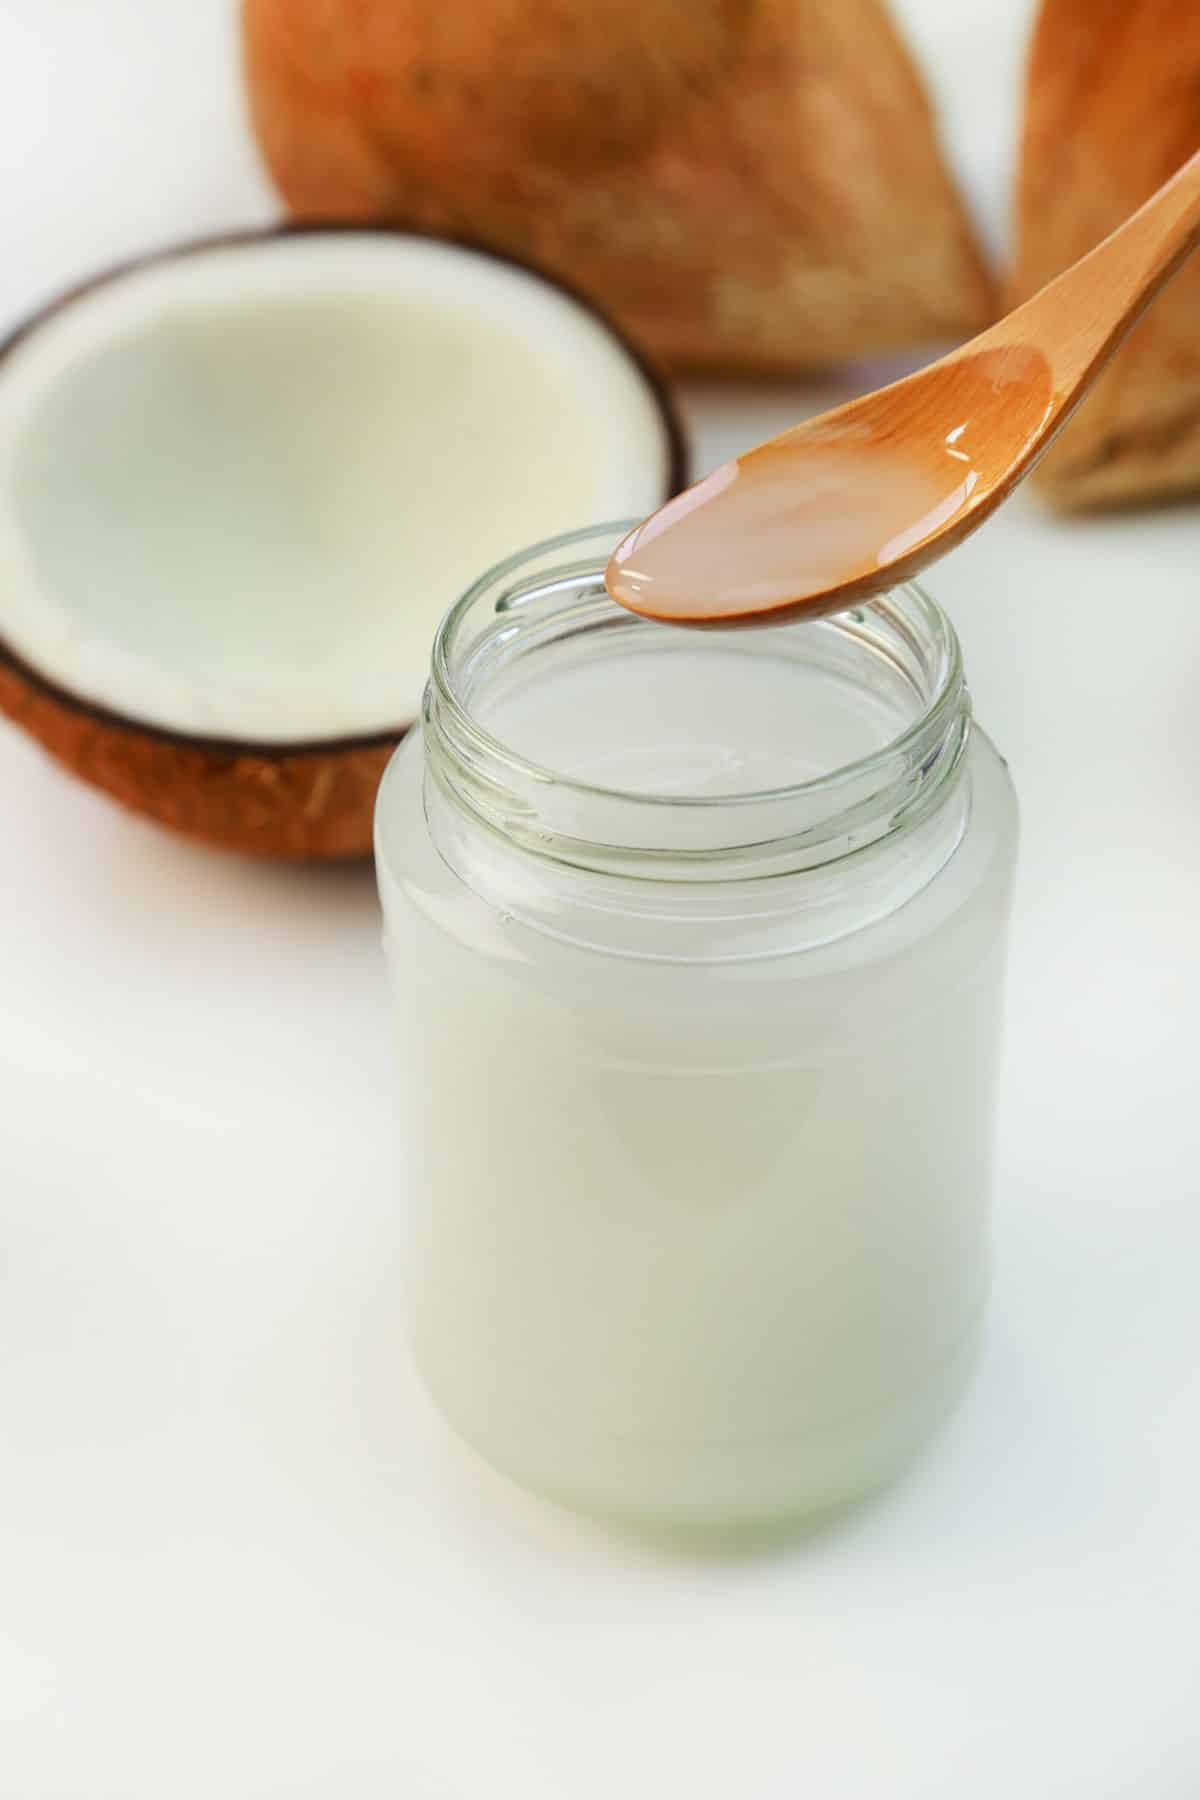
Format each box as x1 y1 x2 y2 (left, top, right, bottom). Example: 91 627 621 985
375 522 1019 1531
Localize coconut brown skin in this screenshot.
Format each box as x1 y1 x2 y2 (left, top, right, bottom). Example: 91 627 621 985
0 226 687 857
0 642 397 857
242 0 996 373
1012 0 1200 508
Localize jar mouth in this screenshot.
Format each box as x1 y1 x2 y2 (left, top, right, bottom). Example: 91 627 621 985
418 520 971 881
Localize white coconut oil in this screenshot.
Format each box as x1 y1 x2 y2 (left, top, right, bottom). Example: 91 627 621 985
375 524 1018 1529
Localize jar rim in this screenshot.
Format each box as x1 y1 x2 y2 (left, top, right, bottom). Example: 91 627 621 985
429 520 964 812
411 520 971 884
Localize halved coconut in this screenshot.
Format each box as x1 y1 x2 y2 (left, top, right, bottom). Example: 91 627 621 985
0 226 686 855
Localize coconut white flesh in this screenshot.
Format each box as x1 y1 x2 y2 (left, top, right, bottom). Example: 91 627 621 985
0 235 675 743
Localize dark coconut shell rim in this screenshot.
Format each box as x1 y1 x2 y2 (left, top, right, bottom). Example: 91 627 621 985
0 220 690 759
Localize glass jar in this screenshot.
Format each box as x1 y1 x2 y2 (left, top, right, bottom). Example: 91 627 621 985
375 522 1018 1530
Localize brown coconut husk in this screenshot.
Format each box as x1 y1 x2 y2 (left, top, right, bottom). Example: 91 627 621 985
1012 0 1200 508
0 640 396 858
242 0 996 374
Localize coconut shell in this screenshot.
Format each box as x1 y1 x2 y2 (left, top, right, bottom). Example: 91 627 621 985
0 225 688 859
0 644 395 858
242 0 995 373
1013 0 1200 508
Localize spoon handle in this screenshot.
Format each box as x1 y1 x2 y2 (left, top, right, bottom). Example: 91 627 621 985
1001 145 1200 396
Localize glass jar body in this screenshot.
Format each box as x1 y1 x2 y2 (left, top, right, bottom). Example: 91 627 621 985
377 721 1017 1530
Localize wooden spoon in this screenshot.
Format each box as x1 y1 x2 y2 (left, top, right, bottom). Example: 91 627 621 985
606 148 1200 627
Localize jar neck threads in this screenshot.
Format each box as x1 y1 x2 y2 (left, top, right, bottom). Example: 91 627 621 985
423 522 970 886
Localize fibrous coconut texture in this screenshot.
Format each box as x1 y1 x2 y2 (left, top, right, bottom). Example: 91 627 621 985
0 648 395 858
242 0 996 373
1013 0 1200 508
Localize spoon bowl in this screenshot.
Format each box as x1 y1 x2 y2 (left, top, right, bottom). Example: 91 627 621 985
608 148 1200 625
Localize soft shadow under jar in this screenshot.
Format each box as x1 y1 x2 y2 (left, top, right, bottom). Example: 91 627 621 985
375 522 1018 1530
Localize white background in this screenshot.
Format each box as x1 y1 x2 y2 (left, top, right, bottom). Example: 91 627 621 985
1 3 1198 1796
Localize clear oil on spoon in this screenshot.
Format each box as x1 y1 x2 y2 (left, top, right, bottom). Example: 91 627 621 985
606 147 1200 628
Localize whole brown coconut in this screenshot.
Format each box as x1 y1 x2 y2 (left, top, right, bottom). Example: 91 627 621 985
243 0 996 373
1012 0 1200 508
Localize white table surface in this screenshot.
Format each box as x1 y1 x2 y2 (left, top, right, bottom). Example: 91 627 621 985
2 4 1198 1796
